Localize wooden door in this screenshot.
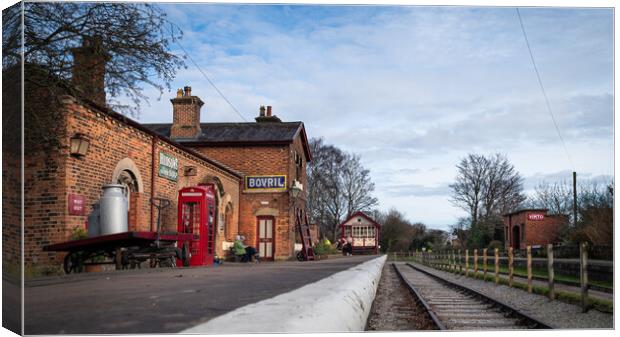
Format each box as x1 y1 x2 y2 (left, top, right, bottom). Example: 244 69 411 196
257 216 274 260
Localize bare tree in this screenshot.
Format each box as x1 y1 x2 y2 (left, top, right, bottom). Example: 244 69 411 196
528 180 573 215
377 209 448 253
342 154 379 218
449 154 488 227
449 153 525 245
306 138 347 240
3 2 185 117
306 138 379 241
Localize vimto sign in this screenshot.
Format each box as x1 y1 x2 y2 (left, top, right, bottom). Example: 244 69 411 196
528 213 545 221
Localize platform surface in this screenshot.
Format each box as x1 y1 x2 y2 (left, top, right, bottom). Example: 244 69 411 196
24 255 377 334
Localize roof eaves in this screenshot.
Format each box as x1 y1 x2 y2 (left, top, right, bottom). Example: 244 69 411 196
69 97 244 179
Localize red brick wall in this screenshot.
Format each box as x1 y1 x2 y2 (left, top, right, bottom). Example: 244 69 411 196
193 131 310 260
22 95 240 267
504 211 565 249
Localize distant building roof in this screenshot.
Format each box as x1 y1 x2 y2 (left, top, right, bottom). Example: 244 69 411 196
502 208 549 217
143 122 312 161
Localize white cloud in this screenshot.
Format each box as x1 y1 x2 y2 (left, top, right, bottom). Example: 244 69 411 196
126 5 612 227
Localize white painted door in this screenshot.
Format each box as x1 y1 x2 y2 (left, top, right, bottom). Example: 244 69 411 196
258 217 274 260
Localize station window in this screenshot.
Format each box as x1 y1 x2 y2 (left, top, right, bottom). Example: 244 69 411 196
294 151 303 181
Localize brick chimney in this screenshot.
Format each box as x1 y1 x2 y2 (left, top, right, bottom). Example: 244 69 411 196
170 86 204 139
255 105 282 123
71 36 109 106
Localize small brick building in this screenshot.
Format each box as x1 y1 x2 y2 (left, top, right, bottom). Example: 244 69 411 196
503 209 567 250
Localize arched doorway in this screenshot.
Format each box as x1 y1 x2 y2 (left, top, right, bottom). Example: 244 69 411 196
512 225 521 249
112 158 144 231
224 202 233 241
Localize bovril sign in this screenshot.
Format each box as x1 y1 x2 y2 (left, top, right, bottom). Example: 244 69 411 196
245 175 286 191
527 213 545 221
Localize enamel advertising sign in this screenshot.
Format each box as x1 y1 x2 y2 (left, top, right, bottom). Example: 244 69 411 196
245 175 287 191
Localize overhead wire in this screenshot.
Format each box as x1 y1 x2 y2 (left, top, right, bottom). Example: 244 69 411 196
170 28 249 122
516 8 575 171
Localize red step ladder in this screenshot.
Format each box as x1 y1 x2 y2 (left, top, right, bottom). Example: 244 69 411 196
296 210 315 261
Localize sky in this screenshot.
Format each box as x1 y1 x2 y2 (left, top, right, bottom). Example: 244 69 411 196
133 3 614 231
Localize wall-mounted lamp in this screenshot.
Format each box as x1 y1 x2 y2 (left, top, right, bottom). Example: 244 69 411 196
184 166 197 176
289 183 303 199
70 133 90 157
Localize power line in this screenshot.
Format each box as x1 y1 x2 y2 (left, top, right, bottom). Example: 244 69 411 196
173 37 249 122
516 8 575 171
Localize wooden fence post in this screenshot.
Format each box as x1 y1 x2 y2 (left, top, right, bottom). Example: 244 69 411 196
483 248 488 281
474 249 478 277
458 250 462 274
465 249 469 277
580 242 589 312
527 245 532 293
452 249 456 271
547 244 555 300
508 247 514 287
494 248 499 284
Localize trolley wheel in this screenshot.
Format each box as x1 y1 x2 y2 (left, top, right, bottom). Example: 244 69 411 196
181 243 190 267
296 251 305 262
63 252 83 274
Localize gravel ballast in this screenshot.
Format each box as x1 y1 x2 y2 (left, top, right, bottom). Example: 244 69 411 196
404 261 613 329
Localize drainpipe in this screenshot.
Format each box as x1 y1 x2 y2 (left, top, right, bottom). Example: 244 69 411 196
150 136 157 232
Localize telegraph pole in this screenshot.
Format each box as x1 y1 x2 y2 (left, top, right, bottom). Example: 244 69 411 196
573 171 578 226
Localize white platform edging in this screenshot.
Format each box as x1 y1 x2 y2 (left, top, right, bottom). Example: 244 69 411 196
182 255 387 333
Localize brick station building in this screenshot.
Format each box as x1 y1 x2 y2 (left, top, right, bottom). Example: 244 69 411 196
144 96 312 261
503 209 568 250
3 37 311 271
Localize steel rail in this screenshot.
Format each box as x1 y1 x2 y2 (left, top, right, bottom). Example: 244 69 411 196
405 262 554 329
391 263 446 330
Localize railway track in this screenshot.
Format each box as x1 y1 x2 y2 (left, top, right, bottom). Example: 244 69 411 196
392 262 553 330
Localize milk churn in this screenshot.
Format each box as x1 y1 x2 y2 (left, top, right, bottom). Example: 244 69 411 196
99 184 128 235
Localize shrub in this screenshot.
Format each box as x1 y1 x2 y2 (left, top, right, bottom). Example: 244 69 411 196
70 225 88 240
487 240 503 251
313 239 338 255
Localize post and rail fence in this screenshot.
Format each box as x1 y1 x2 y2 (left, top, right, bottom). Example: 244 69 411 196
388 242 606 312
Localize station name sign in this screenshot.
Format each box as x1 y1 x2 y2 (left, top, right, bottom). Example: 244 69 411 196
527 213 545 221
245 175 287 191
159 152 178 181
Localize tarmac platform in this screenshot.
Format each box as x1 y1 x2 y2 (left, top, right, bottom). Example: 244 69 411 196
23 255 382 334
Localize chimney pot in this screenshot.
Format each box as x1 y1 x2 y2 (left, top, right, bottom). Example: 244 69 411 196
259 105 266 117
176 88 183 98
71 35 108 106
183 86 192 97
267 106 272 117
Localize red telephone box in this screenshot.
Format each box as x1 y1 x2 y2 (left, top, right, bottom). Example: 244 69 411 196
176 185 216 267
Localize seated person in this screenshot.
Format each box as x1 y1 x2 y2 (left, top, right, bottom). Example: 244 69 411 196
232 235 247 261
233 235 260 263
245 245 260 263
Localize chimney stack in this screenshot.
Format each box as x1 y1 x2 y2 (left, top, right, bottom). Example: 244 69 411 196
71 36 109 106
170 86 204 139
255 105 282 123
